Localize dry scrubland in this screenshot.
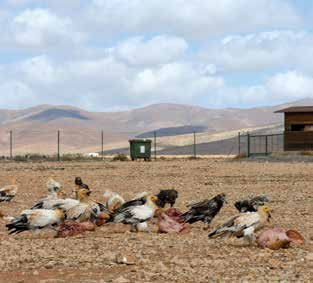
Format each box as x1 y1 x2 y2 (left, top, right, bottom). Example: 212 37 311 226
0 159 312 282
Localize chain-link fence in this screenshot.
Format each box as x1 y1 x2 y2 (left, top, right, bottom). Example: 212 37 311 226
238 132 284 157
0 129 285 161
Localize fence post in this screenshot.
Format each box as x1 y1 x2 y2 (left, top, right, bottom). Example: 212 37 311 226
193 131 196 158
154 130 157 161
10 130 12 160
247 132 250 157
238 132 241 155
101 130 104 160
265 135 268 155
57 130 60 161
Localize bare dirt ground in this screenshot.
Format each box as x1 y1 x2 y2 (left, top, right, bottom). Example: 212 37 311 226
0 159 312 283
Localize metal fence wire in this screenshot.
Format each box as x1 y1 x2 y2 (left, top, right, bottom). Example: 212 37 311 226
239 132 284 157
0 130 199 161
0 129 285 161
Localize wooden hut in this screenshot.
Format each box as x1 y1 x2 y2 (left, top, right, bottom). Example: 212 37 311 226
275 106 313 151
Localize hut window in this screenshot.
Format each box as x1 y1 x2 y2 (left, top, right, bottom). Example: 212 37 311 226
290 124 313 131
291 124 305 131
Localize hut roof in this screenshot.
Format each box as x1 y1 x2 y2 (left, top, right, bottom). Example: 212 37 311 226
275 106 313 113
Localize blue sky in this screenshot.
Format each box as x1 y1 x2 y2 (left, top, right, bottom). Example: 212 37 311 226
0 0 313 111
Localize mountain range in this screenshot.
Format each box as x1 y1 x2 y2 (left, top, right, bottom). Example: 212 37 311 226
0 98 312 155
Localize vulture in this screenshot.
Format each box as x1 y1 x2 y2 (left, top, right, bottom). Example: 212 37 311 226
57 189 104 222
0 180 18 203
103 190 125 212
156 189 178 208
6 208 65 235
181 193 226 226
108 195 158 231
31 178 66 210
234 194 269 212
208 206 272 245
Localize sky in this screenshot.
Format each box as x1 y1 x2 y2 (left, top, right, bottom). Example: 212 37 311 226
0 0 313 111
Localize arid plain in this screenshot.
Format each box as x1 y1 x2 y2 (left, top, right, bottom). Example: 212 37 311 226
0 159 312 282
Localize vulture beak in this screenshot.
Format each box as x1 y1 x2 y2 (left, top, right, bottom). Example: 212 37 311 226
268 212 272 222
223 196 228 204
151 195 158 203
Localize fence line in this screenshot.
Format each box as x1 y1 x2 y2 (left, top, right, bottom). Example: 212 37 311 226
3 129 202 161
57 130 60 161
9 130 13 160
238 132 284 157
2 129 284 161
193 131 196 158
101 131 104 160
154 131 157 161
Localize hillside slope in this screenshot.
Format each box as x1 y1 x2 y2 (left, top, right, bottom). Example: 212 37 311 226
0 98 310 155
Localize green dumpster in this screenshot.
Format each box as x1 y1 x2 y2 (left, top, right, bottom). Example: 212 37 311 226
129 139 152 161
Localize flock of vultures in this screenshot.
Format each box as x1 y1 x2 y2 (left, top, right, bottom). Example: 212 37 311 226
0 177 305 250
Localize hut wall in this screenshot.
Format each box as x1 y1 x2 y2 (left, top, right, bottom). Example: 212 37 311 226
284 112 313 150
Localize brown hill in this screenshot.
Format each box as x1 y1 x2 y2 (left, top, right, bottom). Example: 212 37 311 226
0 98 311 155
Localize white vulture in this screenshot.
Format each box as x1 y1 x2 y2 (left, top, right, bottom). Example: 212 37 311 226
56 189 105 222
208 206 272 245
108 195 158 231
31 178 66 210
103 190 125 212
0 180 18 202
6 208 65 234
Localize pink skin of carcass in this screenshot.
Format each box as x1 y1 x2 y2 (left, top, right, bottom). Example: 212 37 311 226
158 213 189 234
256 228 304 250
57 221 95 238
165 208 185 223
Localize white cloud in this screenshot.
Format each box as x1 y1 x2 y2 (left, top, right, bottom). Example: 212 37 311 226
110 35 188 66
201 31 313 73
0 81 35 108
220 71 313 107
131 63 224 101
129 69 313 108
267 71 313 99
0 1 312 110
0 54 224 109
87 0 301 39
17 55 56 84
10 8 85 49
2 52 313 110
5 0 80 8
5 0 37 5
3 1 303 41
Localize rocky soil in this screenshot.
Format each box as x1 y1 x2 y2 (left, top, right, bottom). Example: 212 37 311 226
0 159 312 282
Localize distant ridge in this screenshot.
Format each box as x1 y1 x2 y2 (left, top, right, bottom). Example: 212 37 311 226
136 125 208 138
28 109 90 122
0 98 311 154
